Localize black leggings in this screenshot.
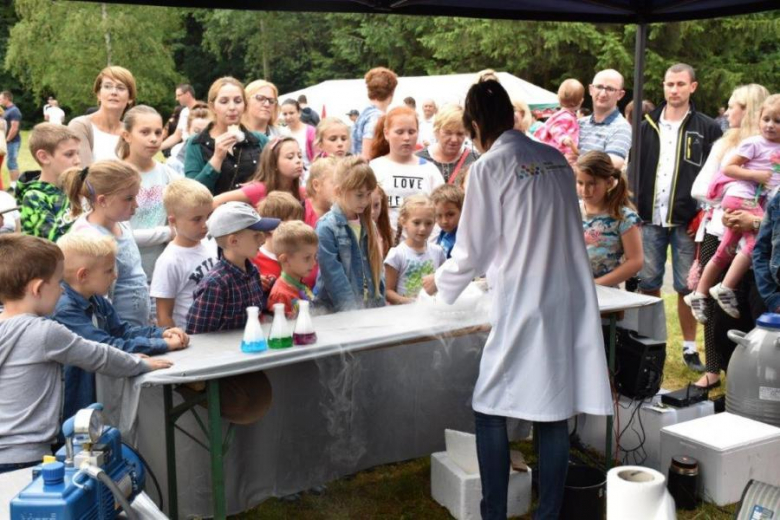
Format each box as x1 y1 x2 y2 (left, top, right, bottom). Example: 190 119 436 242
699 232 766 373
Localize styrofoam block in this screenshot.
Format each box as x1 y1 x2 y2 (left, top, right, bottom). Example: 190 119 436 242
431 452 531 520
445 429 479 474
660 412 780 506
575 392 714 471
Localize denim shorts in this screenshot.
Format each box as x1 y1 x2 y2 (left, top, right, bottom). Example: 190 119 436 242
638 224 696 294
6 140 20 171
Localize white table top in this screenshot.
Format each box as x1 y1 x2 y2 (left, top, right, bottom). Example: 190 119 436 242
137 285 660 386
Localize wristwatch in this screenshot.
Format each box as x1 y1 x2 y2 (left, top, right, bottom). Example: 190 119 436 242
753 218 761 231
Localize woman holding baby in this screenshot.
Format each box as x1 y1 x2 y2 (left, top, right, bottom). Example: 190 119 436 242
184 77 269 195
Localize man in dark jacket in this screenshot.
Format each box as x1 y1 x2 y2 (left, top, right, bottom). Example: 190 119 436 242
629 63 722 372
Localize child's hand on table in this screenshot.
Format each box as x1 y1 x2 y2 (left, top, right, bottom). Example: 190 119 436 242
143 357 174 371
163 328 190 351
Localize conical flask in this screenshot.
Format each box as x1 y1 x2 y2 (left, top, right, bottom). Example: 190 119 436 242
293 300 317 346
241 306 267 353
268 303 293 349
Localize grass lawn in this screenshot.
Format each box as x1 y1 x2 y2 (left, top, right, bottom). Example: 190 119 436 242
236 293 736 519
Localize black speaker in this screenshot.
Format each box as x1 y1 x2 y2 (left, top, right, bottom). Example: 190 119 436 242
603 326 666 399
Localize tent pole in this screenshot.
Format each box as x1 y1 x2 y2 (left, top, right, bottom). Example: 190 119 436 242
629 22 648 189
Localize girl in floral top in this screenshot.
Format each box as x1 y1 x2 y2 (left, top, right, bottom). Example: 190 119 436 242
576 151 643 286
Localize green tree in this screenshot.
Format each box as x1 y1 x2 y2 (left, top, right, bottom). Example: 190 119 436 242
5 0 184 114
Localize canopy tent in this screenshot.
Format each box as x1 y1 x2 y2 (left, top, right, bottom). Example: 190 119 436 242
281 72 560 123
106 1 775 23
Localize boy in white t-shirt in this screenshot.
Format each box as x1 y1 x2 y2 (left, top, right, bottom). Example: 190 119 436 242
150 179 217 328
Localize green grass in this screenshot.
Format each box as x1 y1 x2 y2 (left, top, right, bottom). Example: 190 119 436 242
236 293 734 519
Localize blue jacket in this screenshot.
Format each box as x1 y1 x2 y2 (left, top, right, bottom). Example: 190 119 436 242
52 283 168 421
753 195 780 312
315 203 385 312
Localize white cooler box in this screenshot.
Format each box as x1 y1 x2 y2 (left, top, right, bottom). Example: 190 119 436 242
660 412 780 506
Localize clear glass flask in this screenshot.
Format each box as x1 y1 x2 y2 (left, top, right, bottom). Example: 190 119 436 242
268 303 293 349
293 300 317 346
240 306 267 353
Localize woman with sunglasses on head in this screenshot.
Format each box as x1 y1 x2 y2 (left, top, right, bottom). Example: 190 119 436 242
243 80 284 138
69 66 137 166
184 77 269 196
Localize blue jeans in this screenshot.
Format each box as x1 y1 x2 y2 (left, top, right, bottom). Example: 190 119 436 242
638 224 695 294
0 460 38 474
6 140 20 171
474 411 570 520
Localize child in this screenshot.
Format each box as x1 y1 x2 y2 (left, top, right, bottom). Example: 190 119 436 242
0 234 171 472
306 156 338 223
167 106 211 175
371 185 393 258
150 178 218 328
253 191 306 292
315 117 351 158
184 201 278 425
430 184 464 259
316 156 385 312
119 105 181 280
688 95 780 322
16 123 81 241
384 195 446 304
62 160 150 327
52 232 189 421
533 78 585 156
267 221 318 319
368 107 445 230
214 136 306 209
186 201 280 333
576 151 643 286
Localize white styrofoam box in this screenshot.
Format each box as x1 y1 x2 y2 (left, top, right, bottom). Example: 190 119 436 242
660 412 780 506
575 392 714 471
431 452 532 520
445 429 480 474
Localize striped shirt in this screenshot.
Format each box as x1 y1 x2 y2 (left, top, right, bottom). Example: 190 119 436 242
578 109 632 159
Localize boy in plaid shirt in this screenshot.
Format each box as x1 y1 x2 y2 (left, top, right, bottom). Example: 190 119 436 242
183 201 279 425
185 202 280 334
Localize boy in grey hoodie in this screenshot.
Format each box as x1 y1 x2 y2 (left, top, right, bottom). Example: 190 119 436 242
0 234 172 473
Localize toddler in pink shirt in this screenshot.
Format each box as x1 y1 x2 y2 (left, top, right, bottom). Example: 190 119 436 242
533 78 585 157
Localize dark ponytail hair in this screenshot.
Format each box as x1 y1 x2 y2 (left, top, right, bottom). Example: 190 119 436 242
463 79 514 151
576 151 634 220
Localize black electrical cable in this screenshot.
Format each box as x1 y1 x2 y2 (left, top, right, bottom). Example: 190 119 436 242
123 442 164 512
96 470 137 520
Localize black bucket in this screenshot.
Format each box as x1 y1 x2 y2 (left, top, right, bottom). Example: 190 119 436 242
559 464 606 520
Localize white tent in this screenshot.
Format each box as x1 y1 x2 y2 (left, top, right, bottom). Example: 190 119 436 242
280 71 558 122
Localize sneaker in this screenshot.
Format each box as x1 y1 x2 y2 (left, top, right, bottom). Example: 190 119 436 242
683 351 706 372
684 292 709 323
709 283 740 319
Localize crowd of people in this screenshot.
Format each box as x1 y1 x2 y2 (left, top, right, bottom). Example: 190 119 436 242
0 61 778 520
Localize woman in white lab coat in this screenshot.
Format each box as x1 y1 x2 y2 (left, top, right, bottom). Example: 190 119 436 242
423 81 612 520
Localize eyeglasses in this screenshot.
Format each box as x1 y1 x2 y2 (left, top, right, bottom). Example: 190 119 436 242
252 94 277 106
591 84 620 94
101 83 128 93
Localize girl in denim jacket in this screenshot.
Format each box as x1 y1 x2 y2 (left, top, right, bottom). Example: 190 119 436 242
315 156 385 312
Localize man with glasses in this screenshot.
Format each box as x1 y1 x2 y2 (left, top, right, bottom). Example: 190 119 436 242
574 69 632 170
629 63 722 372
162 84 198 152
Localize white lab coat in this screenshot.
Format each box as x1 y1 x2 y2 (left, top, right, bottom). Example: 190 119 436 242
435 130 612 421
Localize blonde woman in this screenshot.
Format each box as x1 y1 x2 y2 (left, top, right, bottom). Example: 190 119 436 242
688 83 770 389
416 104 478 184
243 80 284 138
184 77 268 195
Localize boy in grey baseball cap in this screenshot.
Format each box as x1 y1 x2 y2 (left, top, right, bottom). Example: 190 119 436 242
184 201 278 425
186 202 280 334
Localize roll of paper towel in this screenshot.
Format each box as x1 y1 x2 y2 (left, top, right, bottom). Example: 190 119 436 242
607 466 676 520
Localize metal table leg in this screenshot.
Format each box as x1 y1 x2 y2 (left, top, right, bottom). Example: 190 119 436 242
207 379 226 519
605 313 617 471
163 385 179 519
